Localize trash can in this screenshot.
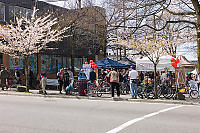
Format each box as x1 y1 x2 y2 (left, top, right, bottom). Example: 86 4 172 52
77 79 87 96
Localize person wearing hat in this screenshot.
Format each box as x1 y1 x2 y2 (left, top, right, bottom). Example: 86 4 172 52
128 66 138 99
77 69 87 96
78 69 87 80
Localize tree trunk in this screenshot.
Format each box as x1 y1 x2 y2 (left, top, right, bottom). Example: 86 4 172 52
71 27 75 73
103 36 107 58
153 63 158 99
25 56 30 92
124 47 126 57
191 0 200 71
120 47 122 60
37 54 41 76
197 30 200 71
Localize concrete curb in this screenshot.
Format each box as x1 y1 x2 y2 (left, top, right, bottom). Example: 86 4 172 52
0 91 199 106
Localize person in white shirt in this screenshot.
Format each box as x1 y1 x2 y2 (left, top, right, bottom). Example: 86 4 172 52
128 66 138 99
160 71 169 84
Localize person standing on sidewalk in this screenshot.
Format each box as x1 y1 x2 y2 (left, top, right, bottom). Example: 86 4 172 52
63 68 70 95
57 69 63 94
0 67 9 90
128 66 138 99
106 68 120 99
40 73 47 95
67 68 74 82
89 68 96 83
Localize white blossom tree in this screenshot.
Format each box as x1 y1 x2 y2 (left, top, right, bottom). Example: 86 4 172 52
0 7 70 91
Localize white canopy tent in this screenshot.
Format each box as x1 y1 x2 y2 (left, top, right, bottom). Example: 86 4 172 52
136 55 175 71
191 68 198 74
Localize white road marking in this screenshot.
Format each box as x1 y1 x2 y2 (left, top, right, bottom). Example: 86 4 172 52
106 105 184 133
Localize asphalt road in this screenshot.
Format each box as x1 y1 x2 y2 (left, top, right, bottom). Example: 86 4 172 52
0 95 199 133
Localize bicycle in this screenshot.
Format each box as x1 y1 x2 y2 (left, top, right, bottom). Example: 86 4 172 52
137 83 145 99
86 81 98 97
188 81 199 99
96 79 111 97
137 83 155 99
120 81 130 95
189 89 199 99
157 83 172 99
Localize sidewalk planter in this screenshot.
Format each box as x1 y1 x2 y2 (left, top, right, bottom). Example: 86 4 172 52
17 86 27 92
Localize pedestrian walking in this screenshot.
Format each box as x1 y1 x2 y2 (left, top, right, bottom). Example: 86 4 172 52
128 66 138 99
106 68 120 99
0 67 9 90
57 69 63 94
40 73 47 95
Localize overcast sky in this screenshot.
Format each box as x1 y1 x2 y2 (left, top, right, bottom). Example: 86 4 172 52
39 0 103 8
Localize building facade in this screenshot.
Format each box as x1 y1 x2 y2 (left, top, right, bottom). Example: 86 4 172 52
0 0 106 76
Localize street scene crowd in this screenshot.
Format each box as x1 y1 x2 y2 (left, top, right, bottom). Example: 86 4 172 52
0 64 199 101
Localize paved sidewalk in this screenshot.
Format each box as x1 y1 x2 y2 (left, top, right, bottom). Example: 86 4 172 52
0 88 199 106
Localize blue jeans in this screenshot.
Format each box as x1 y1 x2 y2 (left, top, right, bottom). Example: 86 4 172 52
130 80 137 98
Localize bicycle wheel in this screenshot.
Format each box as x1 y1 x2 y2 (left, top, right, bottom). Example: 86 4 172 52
125 83 130 94
96 81 103 97
189 90 199 99
169 87 177 99
163 86 172 99
96 87 103 97
102 82 111 94
137 85 144 99
144 86 154 99
119 84 125 95
157 85 163 98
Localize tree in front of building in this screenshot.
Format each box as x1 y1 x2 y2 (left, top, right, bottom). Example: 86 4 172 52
0 7 70 91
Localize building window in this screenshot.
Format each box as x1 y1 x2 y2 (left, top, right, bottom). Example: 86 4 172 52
9 6 15 23
9 6 32 23
0 2 5 21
